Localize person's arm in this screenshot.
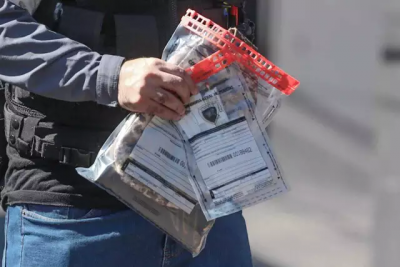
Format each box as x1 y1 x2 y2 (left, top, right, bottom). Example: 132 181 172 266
0 0 198 120
0 0 124 106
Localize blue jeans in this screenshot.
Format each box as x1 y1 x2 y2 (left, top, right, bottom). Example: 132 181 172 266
2 204 253 267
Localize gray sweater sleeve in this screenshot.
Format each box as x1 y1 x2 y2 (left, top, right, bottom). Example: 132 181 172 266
0 0 125 106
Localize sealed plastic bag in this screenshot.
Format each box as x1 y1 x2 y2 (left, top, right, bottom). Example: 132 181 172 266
77 9 299 256
77 112 214 257
173 67 289 221
161 10 299 220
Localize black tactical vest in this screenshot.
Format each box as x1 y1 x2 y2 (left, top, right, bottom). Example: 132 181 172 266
4 0 227 168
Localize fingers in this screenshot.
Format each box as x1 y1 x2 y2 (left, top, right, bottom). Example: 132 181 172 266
144 99 182 121
122 95 182 121
158 62 198 95
118 58 199 119
143 87 185 116
155 72 191 104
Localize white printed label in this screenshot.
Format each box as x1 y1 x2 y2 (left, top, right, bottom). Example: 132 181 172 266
189 118 272 206
126 117 196 214
178 87 229 139
176 83 274 207
124 163 195 214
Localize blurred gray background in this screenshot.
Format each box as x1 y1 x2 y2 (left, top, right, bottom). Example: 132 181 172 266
0 0 398 266
244 0 399 267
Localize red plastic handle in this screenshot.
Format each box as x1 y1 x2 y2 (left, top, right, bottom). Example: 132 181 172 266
182 9 300 95
186 50 235 84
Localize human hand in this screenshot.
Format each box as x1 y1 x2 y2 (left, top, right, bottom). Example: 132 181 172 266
118 58 198 120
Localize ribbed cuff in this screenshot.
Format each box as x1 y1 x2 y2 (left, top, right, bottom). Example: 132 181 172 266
96 54 125 107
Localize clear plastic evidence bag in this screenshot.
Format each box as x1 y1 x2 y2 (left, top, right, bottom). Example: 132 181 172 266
77 9 300 256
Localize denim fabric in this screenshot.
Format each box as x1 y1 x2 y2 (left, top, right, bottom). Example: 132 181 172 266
2 205 253 267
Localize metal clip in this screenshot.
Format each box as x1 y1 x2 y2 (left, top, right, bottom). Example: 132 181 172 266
53 2 64 22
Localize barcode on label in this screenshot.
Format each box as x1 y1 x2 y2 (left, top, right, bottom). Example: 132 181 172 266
207 154 233 167
158 147 180 164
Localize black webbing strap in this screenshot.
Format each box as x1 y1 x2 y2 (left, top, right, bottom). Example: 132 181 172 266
39 142 96 168
4 105 108 168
